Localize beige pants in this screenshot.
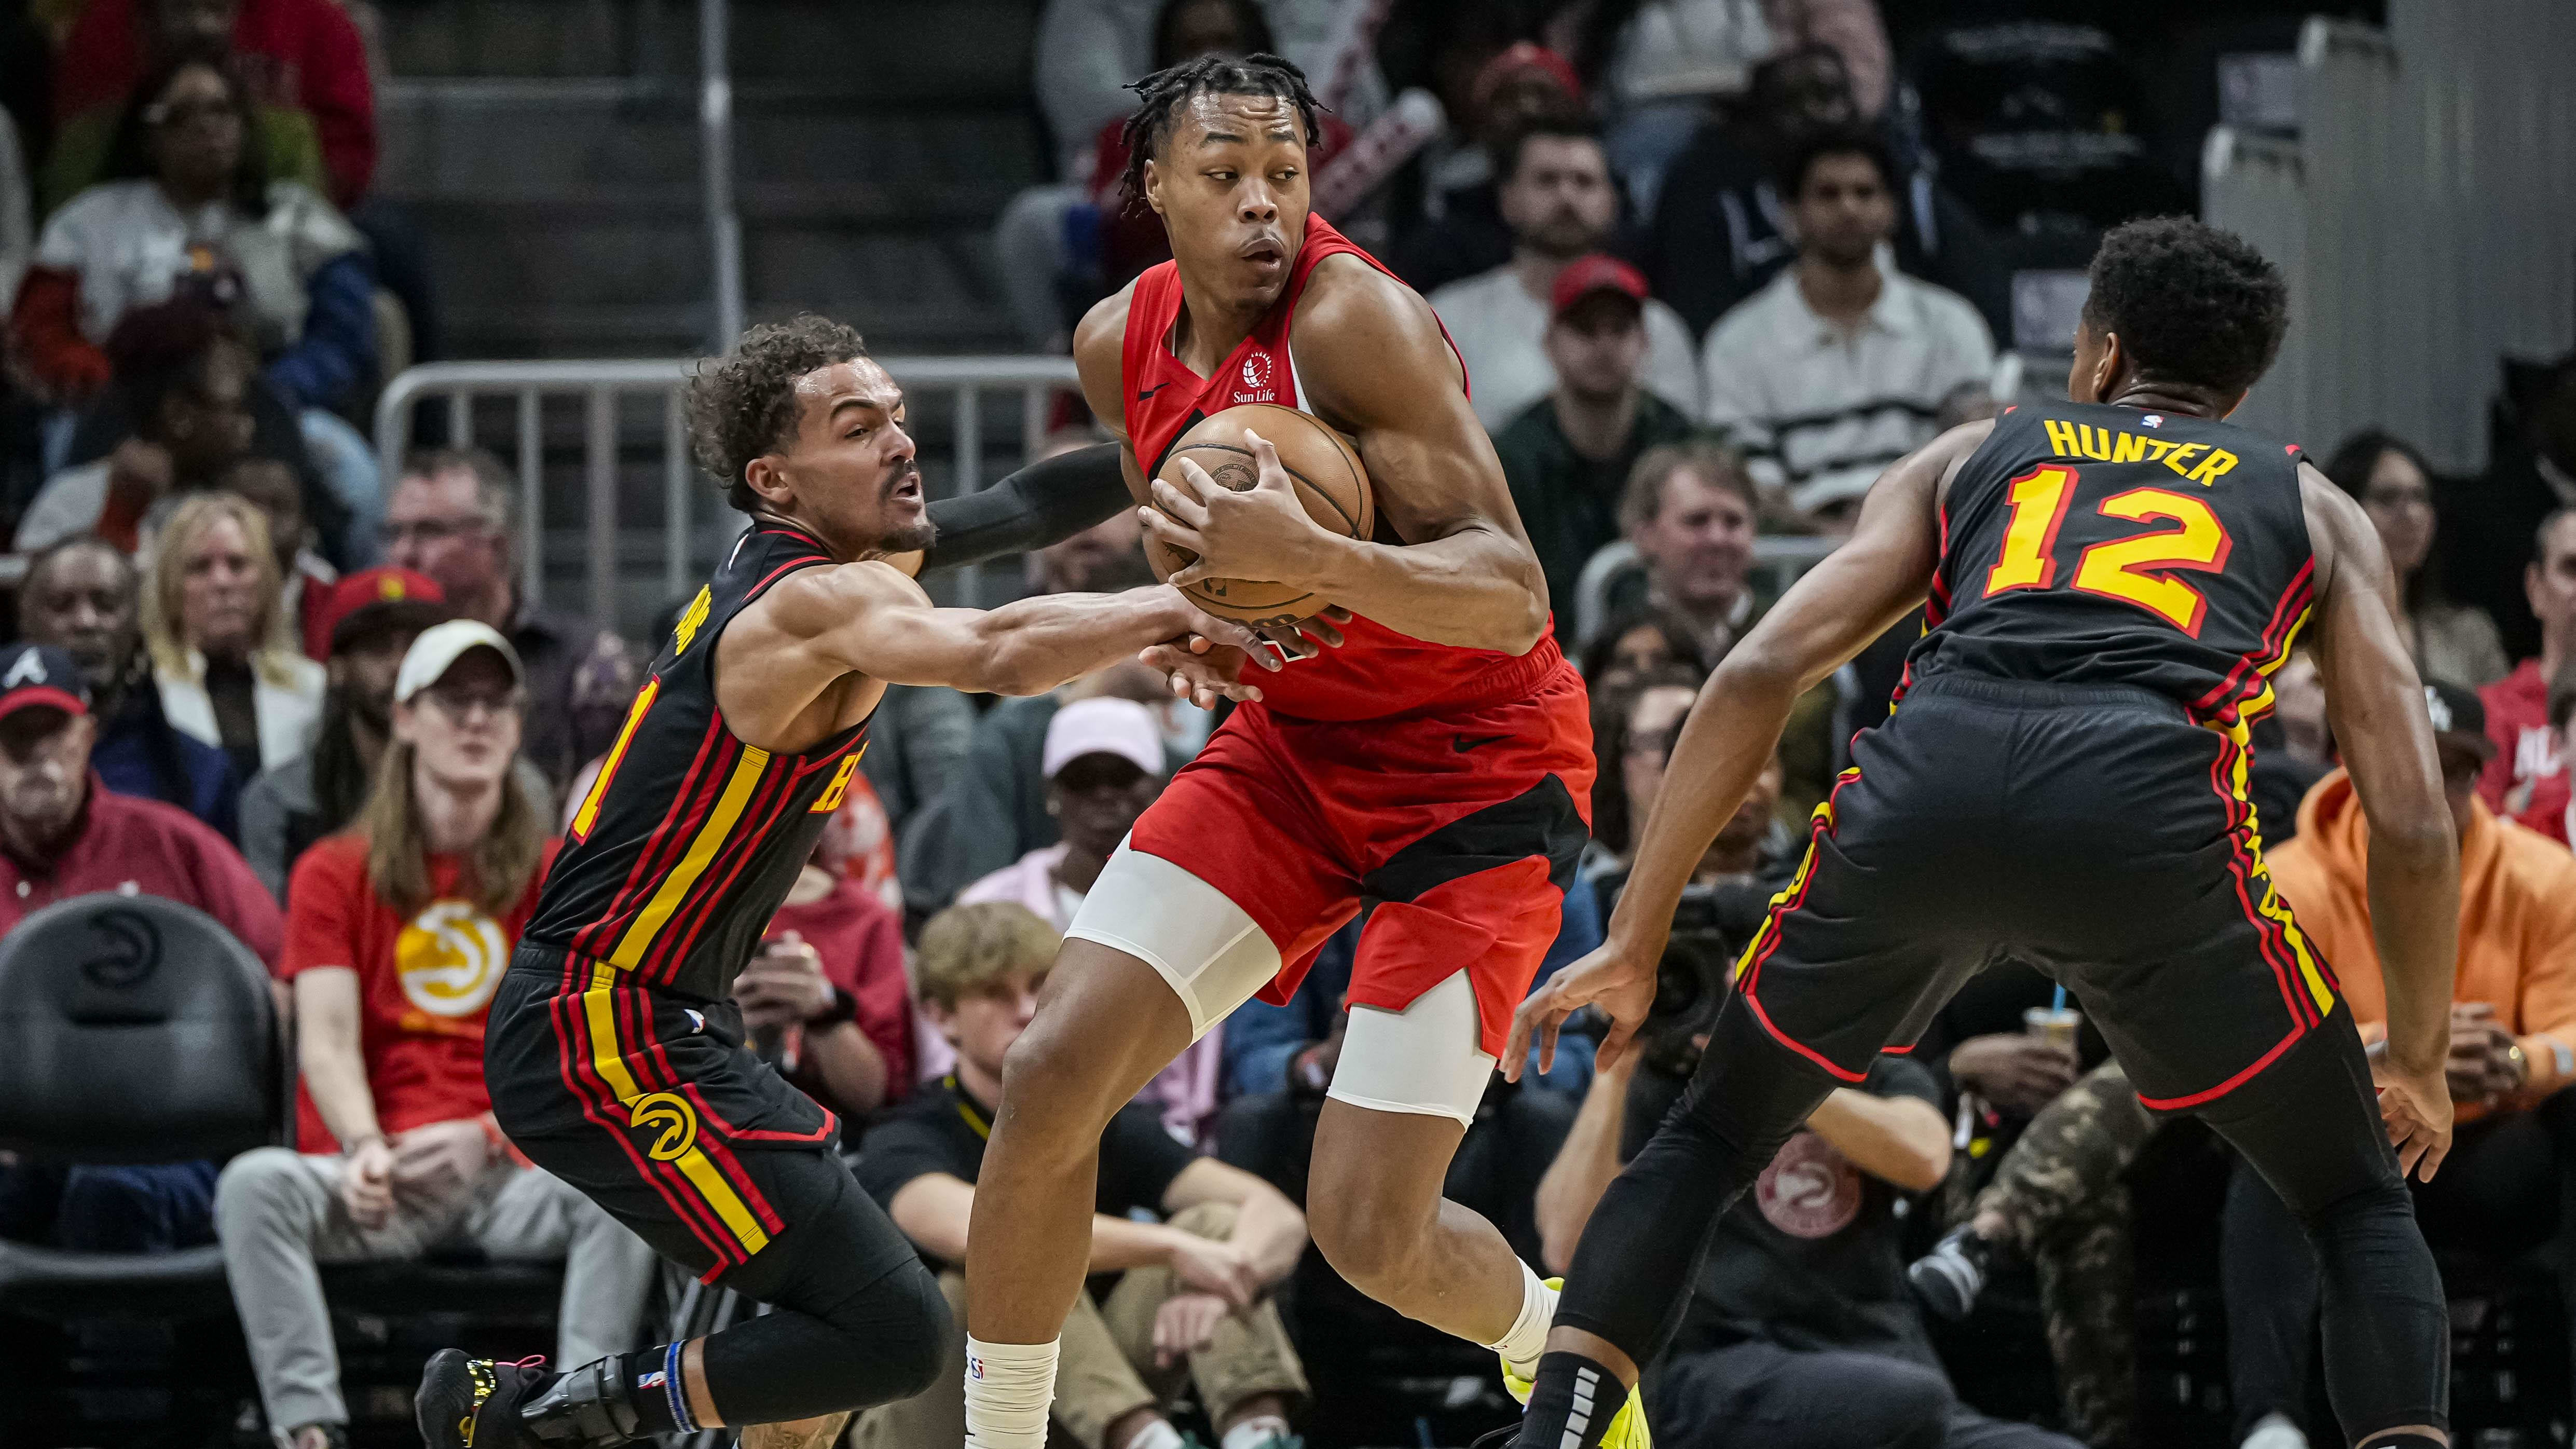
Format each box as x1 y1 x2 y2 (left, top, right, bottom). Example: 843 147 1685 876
852 1202 1308 1449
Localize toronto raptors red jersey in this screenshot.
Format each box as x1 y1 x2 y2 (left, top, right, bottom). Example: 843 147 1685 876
1120 215 1558 721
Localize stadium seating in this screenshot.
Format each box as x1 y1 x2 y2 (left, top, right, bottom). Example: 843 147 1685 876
0 892 283 1316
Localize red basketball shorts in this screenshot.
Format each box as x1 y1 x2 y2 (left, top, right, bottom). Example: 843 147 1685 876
1067 643 1593 1120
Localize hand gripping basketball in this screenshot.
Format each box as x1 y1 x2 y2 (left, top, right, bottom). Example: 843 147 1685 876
1144 429 1338 595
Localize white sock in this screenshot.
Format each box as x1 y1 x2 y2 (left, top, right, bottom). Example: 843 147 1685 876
1221 1415 1293 1449
1121 1423 1185 1449
963 1336 1058 1449
1483 1259 1558 1378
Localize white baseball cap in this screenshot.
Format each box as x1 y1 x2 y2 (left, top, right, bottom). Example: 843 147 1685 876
1042 697 1164 780
394 619 525 705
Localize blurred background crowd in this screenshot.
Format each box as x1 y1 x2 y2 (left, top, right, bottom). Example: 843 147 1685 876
0 1 2573 1448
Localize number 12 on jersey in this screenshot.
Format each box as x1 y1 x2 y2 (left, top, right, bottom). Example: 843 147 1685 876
1981 464 2235 637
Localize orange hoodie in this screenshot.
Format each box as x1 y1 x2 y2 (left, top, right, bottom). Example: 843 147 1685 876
2267 768 2576 1118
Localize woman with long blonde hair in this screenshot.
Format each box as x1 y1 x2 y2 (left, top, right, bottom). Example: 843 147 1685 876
224 620 647 1449
145 491 326 784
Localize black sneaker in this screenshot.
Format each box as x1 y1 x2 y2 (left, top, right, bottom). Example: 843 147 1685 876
1906 1225 1994 1322
416 1349 550 1449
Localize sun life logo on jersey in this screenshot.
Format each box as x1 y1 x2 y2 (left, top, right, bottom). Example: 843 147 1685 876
395 900 506 1017
1235 351 1276 404
629 1091 699 1161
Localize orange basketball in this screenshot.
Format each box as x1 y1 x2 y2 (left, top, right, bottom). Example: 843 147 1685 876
1145 403 1375 629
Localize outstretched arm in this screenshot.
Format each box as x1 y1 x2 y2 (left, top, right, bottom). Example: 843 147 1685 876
1508 425 1977 1073
732 560 1270 704
1135 258 1550 654
915 444 1135 573
2304 468 2458 1178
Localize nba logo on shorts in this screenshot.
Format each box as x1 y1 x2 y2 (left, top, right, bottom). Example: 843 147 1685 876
637 1369 668 1391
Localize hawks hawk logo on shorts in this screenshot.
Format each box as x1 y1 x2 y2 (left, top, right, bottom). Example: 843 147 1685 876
629 1091 700 1161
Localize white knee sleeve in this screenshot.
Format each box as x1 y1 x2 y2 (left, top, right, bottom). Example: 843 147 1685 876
1327 969 1498 1127
1064 839 1283 1041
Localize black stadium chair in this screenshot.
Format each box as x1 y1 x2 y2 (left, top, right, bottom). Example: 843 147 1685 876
0 892 285 1318
0 893 284 1443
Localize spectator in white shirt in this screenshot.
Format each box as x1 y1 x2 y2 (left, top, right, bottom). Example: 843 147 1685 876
1428 116 1701 433
1700 124 1993 527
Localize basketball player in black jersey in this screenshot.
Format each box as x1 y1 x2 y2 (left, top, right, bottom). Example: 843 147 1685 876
1504 218 2461 1449
413 317 1274 1449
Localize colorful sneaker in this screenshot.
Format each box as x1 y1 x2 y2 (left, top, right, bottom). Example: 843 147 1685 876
1492 1278 1650 1448
415 1350 550 1449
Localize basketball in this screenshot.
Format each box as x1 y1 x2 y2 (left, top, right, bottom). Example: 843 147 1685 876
1144 403 1375 629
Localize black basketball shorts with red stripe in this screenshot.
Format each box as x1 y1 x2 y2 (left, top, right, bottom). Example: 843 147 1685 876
1552 670 2447 1438
1731 670 2354 1109
484 946 923 1293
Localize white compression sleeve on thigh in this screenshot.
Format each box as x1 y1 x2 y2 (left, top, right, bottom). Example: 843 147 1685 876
963 1337 1057 1449
1485 1259 1557 1378
1064 839 1281 1039
1327 968 1498 1126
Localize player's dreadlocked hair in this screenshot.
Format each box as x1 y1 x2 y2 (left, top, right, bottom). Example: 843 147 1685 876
2082 216 2289 399
686 314 870 513
1117 52 1322 213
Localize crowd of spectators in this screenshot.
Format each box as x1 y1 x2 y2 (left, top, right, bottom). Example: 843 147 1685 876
3 0 427 570
5 2 2574 1448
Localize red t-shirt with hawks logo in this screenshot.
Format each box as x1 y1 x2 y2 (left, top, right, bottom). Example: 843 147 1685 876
281 833 560 1150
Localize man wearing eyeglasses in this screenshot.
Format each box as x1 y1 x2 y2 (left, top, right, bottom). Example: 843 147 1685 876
386 447 636 800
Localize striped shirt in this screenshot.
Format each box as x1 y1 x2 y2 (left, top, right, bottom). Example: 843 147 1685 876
1700 263 1994 513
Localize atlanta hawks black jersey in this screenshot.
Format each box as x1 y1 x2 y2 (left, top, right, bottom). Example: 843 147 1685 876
522 524 871 1002
1906 402 2313 731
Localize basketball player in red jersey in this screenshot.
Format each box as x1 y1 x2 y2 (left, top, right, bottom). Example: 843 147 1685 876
961 54 1637 1449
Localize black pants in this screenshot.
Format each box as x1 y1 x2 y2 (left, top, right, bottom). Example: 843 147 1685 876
2227 1095 2576 1439
1650 1340 2085 1449
1555 675 2449 1442
486 952 945 1421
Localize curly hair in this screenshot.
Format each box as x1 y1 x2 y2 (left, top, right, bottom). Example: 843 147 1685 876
684 315 871 513
2081 216 2289 399
1771 120 1896 201
1118 52 1321 212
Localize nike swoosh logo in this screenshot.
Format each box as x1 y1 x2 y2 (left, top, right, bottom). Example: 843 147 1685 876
1136 382 1172 401
1453 734 1509 753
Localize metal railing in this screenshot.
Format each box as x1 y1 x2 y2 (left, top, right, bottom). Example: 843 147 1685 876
697 0 743 351
372 355 1081 623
